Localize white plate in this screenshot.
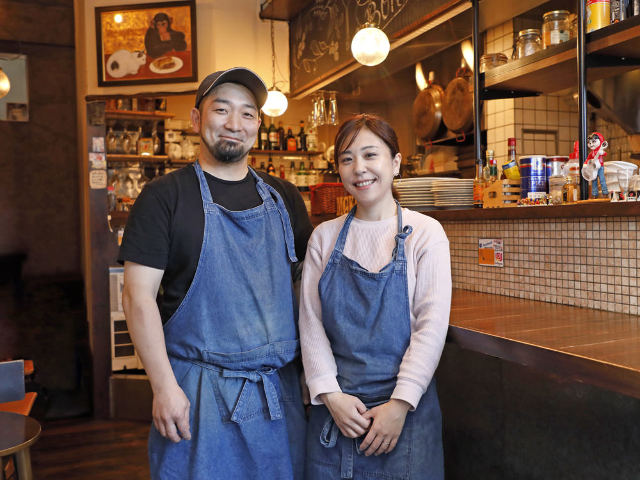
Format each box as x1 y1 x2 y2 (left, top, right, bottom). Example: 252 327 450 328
149 56 183 74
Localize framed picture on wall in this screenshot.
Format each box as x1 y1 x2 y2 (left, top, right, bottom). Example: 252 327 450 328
95 1 197 87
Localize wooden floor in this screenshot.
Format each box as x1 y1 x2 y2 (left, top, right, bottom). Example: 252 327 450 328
31 418 150 479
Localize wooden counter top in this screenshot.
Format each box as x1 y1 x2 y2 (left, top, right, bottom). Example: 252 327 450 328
449 290 640 399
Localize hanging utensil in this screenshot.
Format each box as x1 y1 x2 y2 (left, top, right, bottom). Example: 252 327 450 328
442 66 474 134
412 71 446 141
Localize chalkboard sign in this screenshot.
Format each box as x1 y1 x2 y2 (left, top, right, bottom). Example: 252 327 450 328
290 0 455 95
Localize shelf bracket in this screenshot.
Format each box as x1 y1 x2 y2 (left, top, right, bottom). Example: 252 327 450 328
480 89 540 100
586 54 640 68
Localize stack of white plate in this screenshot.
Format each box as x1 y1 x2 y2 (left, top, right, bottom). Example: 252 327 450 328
393 177 454 211
432 178 474 207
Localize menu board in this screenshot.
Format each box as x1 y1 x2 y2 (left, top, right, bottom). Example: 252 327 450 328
289 0 452 94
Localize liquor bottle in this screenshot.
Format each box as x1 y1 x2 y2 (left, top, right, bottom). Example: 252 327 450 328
306 126 318 152
297 121 307 151
267 157 276 176
286 128 297 151
308 161 317 187
259 115 269 150
268 120 278 150
277 121 286 151
288 160 297 185
473 156 485 208
487 149 497 183
502 137 517 179
296 161 308 190
279 164 286 179
259 161 266 172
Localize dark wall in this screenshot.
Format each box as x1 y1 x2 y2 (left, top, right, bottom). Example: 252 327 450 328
436 343 640 479
0 0 80 278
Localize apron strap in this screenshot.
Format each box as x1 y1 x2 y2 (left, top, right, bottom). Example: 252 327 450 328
222 367 283 422
252 169 299 263
194 161 214 204
319 414 354 479
392 202 413 262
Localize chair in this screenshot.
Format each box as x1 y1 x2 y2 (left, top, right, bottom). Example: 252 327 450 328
0 360 39 480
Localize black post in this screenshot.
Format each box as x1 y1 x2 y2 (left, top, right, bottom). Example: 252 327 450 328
577 0 589 199
472 0 482 166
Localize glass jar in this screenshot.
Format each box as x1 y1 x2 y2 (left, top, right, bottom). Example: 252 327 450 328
516 29 542 59
542 10 571 49
548 176 565 205
562 175 580 203
480 53 508 73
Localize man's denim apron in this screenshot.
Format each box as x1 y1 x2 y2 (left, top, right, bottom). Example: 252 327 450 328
148 162 306 479
306 204 444 479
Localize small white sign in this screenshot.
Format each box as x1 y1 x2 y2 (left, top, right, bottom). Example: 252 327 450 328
89 169 107 189
478 238 504 267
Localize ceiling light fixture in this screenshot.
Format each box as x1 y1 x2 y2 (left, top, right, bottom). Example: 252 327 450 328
351 23 390 67
0 67 10 99
261 20 288 117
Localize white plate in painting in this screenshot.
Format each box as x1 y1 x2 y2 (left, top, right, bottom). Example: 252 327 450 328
150 56 183 74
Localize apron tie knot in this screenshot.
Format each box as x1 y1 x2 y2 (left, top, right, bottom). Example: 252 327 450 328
319 413 355 479
222 367 282 422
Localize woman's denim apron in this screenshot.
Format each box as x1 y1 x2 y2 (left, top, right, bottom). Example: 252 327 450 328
149 162 306 479
306 204 444 479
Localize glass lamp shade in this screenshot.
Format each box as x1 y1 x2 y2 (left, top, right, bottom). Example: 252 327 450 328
351 26 390 67
0 68 10 99
261 89 288 117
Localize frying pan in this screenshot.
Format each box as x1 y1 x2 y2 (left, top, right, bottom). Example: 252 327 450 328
442 67 474 134
412 73 446 140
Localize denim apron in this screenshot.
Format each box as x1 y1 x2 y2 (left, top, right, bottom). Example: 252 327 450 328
148 162 306 480
306 204 444 480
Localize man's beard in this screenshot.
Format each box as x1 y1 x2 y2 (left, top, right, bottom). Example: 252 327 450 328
202 138 250 164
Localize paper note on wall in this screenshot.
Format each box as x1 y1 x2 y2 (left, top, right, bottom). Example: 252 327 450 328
478 239 504 267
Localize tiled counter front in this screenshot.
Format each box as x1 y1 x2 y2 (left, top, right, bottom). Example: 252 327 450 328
438 216 639 314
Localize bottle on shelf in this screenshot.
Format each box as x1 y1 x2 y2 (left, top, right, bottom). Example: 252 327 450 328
279 164 286 179
296 160 308 190
250 156 257 170
308 161 317 187
259 115 269 150
487 149 497 183
259 161 266 172
297 121 307 151
277 121 286 151
306 126 318 152
268 119 278 151
288 160 297 185
267 157 276 176
286 128 297 152
502 137 517 180
473 155 486 208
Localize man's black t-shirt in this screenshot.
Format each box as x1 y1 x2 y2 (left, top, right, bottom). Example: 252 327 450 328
118 164 313 324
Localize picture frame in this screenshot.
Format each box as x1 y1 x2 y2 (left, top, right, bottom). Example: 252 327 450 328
95 1 197 87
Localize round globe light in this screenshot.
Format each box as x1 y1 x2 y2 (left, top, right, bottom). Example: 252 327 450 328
261 89 288 117
351 26 390 67
0 68 10 99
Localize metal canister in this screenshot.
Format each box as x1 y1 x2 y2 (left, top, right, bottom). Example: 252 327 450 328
519 155 548 199
586 0 611 32
546 156 569 177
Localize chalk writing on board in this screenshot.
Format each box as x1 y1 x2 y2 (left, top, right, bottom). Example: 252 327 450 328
293 0 348 75
355 0 410 30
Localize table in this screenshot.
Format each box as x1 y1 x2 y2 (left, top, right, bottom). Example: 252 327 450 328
0 412 41 480
449 289 640 399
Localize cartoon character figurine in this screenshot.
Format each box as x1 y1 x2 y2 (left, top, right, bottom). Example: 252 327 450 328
581 132 609 198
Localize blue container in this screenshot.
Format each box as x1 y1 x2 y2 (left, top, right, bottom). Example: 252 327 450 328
519 155 548 199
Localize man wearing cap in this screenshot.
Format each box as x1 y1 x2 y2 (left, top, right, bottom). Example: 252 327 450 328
120 67 311 479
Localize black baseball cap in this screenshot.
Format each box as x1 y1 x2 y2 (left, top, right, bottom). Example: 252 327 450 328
194 67 268 109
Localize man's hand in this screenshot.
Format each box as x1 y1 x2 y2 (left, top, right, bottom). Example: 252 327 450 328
359 399 411 456
152 382 192 443
320 392 370 438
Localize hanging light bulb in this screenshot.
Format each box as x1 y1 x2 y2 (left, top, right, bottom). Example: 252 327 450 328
415 62 427 91
351 24 390 67
262 88 288 117
461 39 474 71
0 67 10 99
261 20 288 117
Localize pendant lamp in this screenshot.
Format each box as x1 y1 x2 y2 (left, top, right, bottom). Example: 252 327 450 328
261 20 288 117
351 24 390 67
0 67 10 99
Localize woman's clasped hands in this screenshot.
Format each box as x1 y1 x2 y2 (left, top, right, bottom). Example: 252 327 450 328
321 393 411 456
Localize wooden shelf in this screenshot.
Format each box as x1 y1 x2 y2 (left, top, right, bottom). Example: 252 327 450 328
449 290 640 400
259 0 313 20
425 201 640 221
250 149 323 156
107 154 169 163
484 14 640 95
105 109 175 121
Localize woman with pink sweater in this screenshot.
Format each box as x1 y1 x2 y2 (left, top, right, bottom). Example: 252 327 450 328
299 114 452 479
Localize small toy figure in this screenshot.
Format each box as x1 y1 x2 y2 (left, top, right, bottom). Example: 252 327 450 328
581 132 609 198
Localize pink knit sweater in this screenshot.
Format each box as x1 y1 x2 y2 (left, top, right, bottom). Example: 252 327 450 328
299 208 452 410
